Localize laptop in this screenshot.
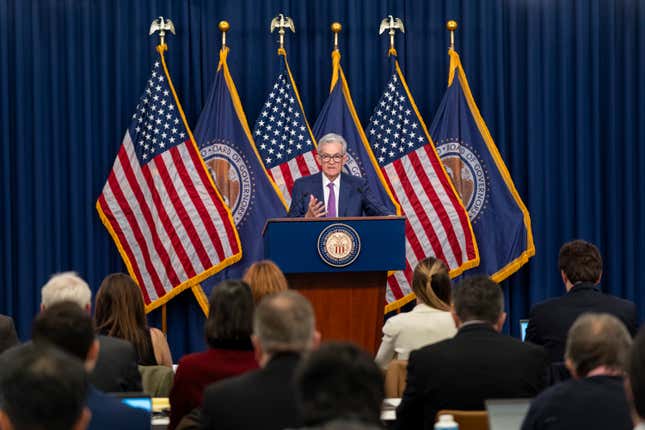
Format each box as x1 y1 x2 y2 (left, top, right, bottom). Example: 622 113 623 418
519 319 529 341
485 398 531 430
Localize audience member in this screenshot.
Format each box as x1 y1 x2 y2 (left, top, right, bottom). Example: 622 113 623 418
626 327 645 429
94 273 172 367
200 290 320 430
0 314 19 354
522 313 632 430
526 240 637 363
38 272 142 392
169 280 259 429
0 344 91 430
375 257 456 368
243 260 289 304
395 275 548 430
295 341 384 430
32 301 151 430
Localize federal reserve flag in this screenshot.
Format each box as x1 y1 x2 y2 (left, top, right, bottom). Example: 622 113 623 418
96 45 242 311
312 49 399 217
366 50 479 307
253 48 319 205
193 47 288 305
429 49 534 281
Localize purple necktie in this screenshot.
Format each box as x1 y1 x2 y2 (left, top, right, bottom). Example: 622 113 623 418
327 183 337 217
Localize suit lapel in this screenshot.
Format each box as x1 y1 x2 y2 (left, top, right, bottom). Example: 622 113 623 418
338 174 351 217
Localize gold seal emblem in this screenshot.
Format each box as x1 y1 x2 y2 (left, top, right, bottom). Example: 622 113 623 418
317 223 361 268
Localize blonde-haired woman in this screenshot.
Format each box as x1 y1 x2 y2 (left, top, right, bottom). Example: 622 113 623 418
242 260 288 304
375 257 457 369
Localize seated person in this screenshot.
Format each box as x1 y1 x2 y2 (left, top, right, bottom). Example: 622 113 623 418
294 341 384 430
287 133 393 218
395 275 548 430
522 313 633 430
168 280 258 429
526 240 637 363
243 260 289 304
375 257 456 368
32 301 151 430
0 314 19 354
94 273 172 367
0 344 91 430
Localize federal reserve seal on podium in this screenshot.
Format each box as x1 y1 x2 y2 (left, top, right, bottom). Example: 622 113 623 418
317 223 361 267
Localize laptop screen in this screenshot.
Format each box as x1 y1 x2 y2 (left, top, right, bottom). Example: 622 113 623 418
520 319 529 341
486 398 531 430
111 393 153 412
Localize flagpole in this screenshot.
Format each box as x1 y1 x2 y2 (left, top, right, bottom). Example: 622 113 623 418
270 14 295 51
379 15 405 55
446 20 458 51
219 20 230 48
331 22 342 52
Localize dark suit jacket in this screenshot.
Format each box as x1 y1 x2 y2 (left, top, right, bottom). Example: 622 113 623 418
0 315 19 354
525 283 638 363
86 385 151 430
521 375 632 430
395 323 548 430
200 352 303 430
89 335 143 393
287 172 392 217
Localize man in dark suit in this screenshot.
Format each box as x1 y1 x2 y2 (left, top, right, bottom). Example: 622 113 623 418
287 133 392 217
395 276 548 430
525 240 638 363
0 314 19 354
31 301 150 430
40 272 142 392
626 327 645 429
200 291 320 430
522 313 633 430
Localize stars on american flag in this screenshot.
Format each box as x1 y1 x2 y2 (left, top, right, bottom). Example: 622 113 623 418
253 73 313 168
366 74 425 165
130 61 187 164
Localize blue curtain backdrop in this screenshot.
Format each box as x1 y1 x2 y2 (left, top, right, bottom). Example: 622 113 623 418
1 0 644 358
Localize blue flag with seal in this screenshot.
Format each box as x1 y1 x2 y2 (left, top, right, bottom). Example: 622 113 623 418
429 49 535 281
312 49 399 217
193 46 288 305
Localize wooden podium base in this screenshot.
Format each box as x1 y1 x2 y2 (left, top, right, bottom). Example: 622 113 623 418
287 271 386 355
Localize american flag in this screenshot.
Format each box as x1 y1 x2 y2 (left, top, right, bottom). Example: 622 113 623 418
97 52 242 310
253 50 318 206
366 58 479 303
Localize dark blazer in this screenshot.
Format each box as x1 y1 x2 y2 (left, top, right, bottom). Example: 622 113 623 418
395 323 548 430
86 385 151 430
287 172 392 217
200 352 303 430
521 375 632 430
169 343 258 429
525 283 638 363
89 335 143 393
0 315 19 354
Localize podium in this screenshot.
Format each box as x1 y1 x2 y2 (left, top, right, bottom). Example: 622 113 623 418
263 216 406 354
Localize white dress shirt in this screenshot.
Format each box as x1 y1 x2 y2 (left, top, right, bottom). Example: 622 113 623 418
322 174 341 216
374 303 457 369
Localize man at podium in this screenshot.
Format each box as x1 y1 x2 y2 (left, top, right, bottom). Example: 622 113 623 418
287 133 392 218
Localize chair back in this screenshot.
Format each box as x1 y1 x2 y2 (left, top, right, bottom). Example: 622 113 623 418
436 410 489 430
383 359 408 398
138 365 174 397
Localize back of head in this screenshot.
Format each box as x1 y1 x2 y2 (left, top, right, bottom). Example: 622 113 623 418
627 328 645 420
412 257 451 311
558 240 603 284
296 342 384 426
254 290 315 355
93 273 151 359
0 344 88 430
205 280 254 347
41 272 92 310
452 275 503 325
565 313 631 377
243 260 288 304
32 301 95 362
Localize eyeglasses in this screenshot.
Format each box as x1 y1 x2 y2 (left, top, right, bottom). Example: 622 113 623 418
318 153 344 163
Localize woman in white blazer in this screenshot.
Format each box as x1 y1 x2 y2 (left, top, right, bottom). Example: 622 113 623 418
375 257 457 369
